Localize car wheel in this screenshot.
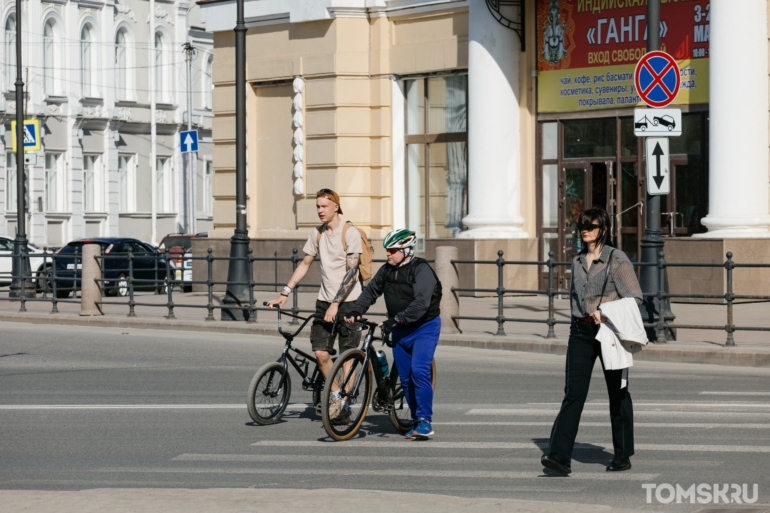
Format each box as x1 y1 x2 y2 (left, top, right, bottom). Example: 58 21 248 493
668 125 673 131
640 126 646 131
117 273 129 297
36 265 53 293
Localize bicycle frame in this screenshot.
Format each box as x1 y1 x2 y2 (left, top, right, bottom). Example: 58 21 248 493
343 320 389 405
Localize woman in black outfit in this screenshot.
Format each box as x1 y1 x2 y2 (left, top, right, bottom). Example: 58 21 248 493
541 208 643 475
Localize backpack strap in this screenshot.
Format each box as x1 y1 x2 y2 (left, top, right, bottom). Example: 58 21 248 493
341 221 352 253
597 249 616 309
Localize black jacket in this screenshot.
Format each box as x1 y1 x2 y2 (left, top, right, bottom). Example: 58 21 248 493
351 257 441 327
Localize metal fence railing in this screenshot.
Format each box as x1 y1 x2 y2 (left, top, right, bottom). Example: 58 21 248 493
0 246 767 347
451 250 766 347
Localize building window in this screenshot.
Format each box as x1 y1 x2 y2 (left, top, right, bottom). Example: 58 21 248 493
43 20 56 95
154 32 166 102
45 153 64 212
155 157 171 213
5 14 15 90
118 155 135 212
203 160 213 214
404 75 468 241
83 155 101 212
5 152 16 210
115 29 127 100
81 25 92 97
203 54 213 110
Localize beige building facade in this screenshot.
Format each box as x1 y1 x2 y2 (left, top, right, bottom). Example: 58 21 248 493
199 0 770 294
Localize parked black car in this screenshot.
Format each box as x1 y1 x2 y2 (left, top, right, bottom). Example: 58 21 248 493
54 238 169 298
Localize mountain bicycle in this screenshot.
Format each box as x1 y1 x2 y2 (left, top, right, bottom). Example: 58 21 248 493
246 304 334 425
320 318 436 441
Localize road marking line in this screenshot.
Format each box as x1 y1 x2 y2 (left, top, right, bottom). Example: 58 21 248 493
94 467 659 481
527 402 770 408
250 440 770 453
171 454 723 467
0 404 245 410
436 422 770 429
466 409 770 417
700 392 770 396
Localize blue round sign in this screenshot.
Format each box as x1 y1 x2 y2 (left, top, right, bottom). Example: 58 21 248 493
634 51 681 108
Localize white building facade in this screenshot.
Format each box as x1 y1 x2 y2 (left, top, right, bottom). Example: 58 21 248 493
0 0 214 247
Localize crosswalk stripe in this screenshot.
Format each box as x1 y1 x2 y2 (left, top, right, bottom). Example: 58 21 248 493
94 467 659 481
0 404 246 410
700 392 770 396
435 422 770 429
466 409 770 417
528 402 770 408
250 440 770 453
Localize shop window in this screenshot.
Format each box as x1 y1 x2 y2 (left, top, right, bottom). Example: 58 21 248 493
5 152 16 210
669 113 702 155
203 160 213 214
5 14 15 90
563 118 616 158
404 75 468 241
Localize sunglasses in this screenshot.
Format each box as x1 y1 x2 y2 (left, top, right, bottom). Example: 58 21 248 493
386 248 402 254
578 223 602 231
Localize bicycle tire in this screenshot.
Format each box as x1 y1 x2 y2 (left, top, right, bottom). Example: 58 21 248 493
321 348 372 441
388 358 437 433
247 361 291 425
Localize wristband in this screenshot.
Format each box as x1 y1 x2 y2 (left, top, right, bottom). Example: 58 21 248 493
280 293 289 298
282 285 292 295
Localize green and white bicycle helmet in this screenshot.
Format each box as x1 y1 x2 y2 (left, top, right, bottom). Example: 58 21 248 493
383 229 417 256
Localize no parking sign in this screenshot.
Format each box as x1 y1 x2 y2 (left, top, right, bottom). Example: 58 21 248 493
634 51 681 108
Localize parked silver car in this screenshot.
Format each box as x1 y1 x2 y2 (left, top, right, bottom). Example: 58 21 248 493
0 235 50 290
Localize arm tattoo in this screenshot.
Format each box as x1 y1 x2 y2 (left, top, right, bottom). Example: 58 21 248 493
332 254 360 304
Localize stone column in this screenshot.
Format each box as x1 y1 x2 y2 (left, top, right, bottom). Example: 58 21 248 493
434 246 460 334
696 0 770 238
460 0 528 239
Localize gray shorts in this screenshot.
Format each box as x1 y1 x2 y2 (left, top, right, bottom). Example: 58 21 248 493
310 300 362 354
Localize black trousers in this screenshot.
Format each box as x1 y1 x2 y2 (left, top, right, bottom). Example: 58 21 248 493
548 318 634 461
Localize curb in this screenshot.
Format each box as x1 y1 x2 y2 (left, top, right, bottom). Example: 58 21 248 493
1 312 769 368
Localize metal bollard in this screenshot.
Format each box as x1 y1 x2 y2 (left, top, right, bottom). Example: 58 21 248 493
165 249 175 319
206 248 214 321
51 250 59 314
725 252 736 347
247 248 256 323
434 246 459 334
546 251 556 339
80 243 103 316
127 249 136 317
495 250 505 336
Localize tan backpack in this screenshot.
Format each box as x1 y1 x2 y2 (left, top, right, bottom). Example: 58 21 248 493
316 221 374 282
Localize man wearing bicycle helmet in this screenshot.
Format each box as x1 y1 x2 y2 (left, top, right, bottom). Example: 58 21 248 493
345 229 442 439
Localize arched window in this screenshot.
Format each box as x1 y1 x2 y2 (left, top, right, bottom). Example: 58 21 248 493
115 29 127 100
203 54 213 110
43 21 56 95
81 25 92 97
5 15 15 90
154 32 164 101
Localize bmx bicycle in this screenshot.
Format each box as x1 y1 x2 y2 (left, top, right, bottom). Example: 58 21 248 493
246 304 335 425
320 317 436 441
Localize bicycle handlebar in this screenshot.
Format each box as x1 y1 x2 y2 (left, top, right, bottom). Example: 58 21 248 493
262 302 316 339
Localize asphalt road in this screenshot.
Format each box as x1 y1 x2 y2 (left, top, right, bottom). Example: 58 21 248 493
1 321 769 511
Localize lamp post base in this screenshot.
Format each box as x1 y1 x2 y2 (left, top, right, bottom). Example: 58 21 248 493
221 229 251 321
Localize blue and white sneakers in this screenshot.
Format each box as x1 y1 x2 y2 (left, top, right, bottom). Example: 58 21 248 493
413 418 434 439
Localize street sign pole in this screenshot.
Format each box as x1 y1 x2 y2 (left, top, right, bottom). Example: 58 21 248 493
639 0 671 342
221 0 250 321
10 0 33 300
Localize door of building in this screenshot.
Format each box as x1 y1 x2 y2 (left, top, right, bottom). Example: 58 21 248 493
555 161 614 291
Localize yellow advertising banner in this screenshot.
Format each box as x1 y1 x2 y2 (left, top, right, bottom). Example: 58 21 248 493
537 0 710 113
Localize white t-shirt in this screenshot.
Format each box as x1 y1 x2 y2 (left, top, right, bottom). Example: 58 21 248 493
302 223 363 303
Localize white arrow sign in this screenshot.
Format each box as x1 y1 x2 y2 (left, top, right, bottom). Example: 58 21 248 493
183 133 194 152
645 137 670 196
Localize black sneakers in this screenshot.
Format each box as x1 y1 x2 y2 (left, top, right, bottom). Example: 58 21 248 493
540 453 572 475
606 457 632 472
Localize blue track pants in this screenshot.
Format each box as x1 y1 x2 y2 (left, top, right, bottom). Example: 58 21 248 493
391 315 440 422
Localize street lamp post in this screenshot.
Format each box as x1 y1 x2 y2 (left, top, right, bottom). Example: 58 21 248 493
9 0 33 300
221 0 250 321
639 0 672 341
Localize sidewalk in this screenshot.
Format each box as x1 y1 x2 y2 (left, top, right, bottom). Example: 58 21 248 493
1 288 770 367
0 488 643 513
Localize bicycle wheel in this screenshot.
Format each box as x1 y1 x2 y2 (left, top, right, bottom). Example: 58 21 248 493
321 348 372 441
388 358 437 433
247 361 291 425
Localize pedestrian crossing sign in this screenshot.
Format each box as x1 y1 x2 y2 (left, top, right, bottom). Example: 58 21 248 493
10 119 41 152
